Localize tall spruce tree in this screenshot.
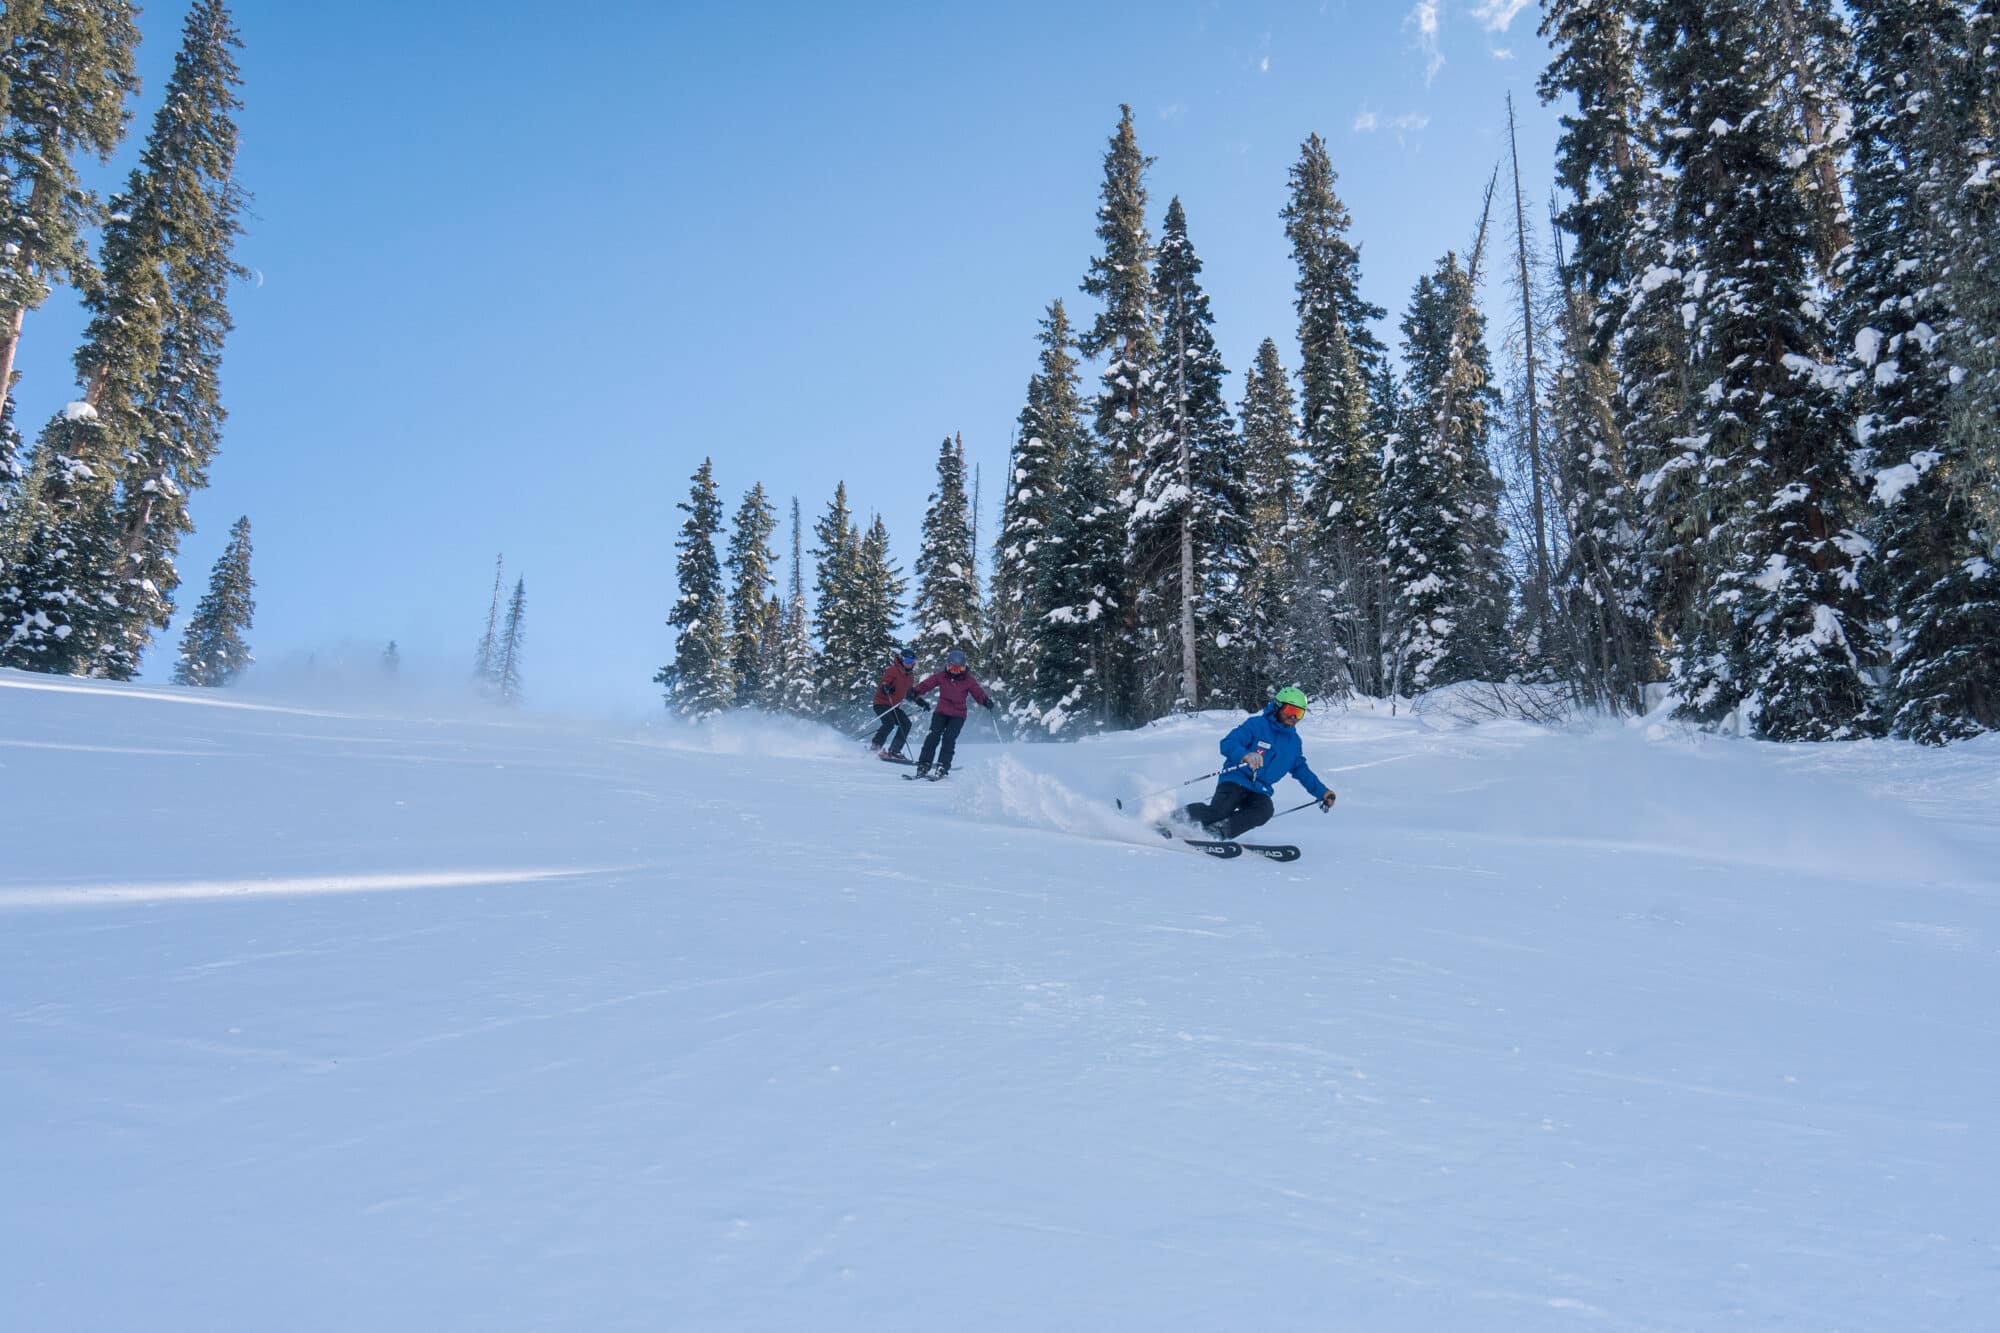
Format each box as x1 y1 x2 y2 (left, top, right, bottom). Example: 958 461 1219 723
1076 104 1155 722
1132 197 1254 715
0 0 142 425
473 553 504 686
1283 133 1384 694
912 437 981 668
811 482 866 715
1 1 242 676
761 496 816 714
852 514 906 683
1846 0 1998 740
170 514 251 686
496 577 526 706
1034 428 1121 734
724 482 778 706
1382 251 1512 695
656 458 734 715
991 300 1087 715
1648 0 1875 739
1235 338 1301 698
97 0 247 678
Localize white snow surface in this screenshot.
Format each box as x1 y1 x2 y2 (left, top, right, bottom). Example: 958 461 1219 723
3 670 1997 1331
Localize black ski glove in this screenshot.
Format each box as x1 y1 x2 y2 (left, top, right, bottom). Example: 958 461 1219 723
1319 790 1338 812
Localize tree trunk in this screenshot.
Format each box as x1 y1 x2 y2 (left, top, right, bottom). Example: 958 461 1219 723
1508 95 1551 620
1771 0 1853 279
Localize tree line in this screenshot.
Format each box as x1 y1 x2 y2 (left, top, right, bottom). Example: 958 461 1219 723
665 1 1999 746
0 1 248 683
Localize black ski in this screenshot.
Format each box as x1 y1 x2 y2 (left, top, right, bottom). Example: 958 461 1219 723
1235 843 1302 863
902 771 950 782
1177 838 1243 859
877 752 916 766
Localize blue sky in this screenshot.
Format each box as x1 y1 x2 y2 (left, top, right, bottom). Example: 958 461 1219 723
11 0 1560 714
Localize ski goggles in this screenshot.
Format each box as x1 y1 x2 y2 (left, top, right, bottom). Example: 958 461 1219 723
1276 703 1306 725
946 664 967 675
900 655 916 666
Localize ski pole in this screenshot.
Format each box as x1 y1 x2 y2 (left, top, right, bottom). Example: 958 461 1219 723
1115 764 1250 810
1271 796 1327 820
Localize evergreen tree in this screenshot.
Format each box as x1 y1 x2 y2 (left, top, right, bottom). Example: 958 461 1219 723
1549 268 1651 710
170 514 251 686
912 436 981 668
473 553 504 686
1847 0 1998 740
852 514 906 683
1235 338 1301 698
1076 104 1155 721
1034 427 1121 734
724 482 777 706
1648 0 1875 739
656 458 734 715
1382 252 1511 695
1758 0 1856 281
811 482 865 714
1132 197 1254 715
1947 1 2000 581
0 0 142 424
496 577 526 707
0 2 241 676
0 394 21 530
97 0 248 678
765 496 818 714
991 299 1086 715
1283 133 1384 694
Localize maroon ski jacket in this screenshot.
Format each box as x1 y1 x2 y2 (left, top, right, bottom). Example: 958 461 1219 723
873 661 917 709
912 670 990 718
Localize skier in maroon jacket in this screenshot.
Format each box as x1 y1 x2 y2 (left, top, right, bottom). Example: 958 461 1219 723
869 649 922 760
908 648 992 778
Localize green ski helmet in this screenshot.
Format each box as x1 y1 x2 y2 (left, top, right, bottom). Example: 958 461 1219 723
1274 686 1309 712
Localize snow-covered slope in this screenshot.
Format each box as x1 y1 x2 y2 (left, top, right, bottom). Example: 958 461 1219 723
4 669 1995 1331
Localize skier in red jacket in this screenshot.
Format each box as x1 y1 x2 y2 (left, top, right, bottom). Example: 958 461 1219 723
908 648 992 778
869 649 923 761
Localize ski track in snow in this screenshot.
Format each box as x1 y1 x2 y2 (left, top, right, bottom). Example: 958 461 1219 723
2 667 1997 1331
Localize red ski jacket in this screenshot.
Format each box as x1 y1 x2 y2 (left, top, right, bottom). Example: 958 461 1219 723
912 670 989 718
873 662 917 709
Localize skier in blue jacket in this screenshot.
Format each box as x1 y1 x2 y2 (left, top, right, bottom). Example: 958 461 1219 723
1178 686 1337 840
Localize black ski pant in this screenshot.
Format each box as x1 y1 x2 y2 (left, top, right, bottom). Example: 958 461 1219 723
871 704 913 755
917 712 966 772
1182 780 1274 840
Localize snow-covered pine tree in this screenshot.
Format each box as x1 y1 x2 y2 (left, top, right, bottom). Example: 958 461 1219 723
1949 1 2000 577
473 553 504 686
1758 0 1856 283
97 0 247 679
852 514 906 686
912 437 980 668
1846 0 1998 741
991 299 1087 720
1234 338 1301 701
1382 250 1512 696
1648 0 1876 739
0 395 21 529
170 514 251 687
764 496 818 715
811 482 867 716
1034 427 1122 735
1077 105 1156 723
496 577 526 707
0 0 141 426
724 482 778 706
1549 258 1651 710
1283 133 1383 695
1131 197 1254 715
655 458 734 716
1539 0 1657 708
0 5 179 674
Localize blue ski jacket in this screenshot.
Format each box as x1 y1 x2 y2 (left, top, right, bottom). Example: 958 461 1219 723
1218 704 1330 800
